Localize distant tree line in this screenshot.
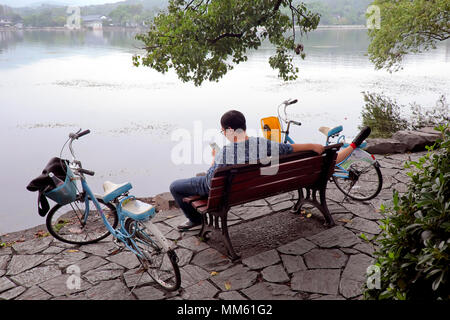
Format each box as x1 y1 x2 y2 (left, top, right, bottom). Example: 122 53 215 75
0 0 167 28
1 0 374 28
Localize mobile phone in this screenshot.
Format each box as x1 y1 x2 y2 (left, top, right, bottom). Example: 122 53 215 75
209 142 220 152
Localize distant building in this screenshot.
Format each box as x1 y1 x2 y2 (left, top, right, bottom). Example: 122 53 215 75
81 15 108 30
0 19 12 27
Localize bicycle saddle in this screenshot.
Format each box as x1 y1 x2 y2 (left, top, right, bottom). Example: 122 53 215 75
121 198 156 221
319 125 343 138
102 181 132 203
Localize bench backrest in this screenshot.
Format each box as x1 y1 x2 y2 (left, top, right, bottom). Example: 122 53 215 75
206 144 341 211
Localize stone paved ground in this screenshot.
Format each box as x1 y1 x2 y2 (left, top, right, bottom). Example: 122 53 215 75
0 152 425 300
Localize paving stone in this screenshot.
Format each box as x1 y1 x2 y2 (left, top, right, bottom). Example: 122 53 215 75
218 291 247 300
353 242 376 256
210 265 258 291
6 255 53 276
180 265 210 289
304 249 347 269
15 285 52 300
0 247 12 256
42 246 65 255
77 256 109 273
45 250 87 269
165 230 182 241
242 249 280 270
342 203 383 220
332 213 354 225
153 222 173 236
261 264 289 283
341 254 374 283
346 217 381 235
79 241 117 257
0 276 16 293
340 248 360 255
177 236 209 253
11 237 52 254
106 251 140 269
123 268 154 288
280 254 307 274
339 278 365 299
271 201 295 212
277 238 316 255
164 215 191 229
241 282 296 300
291 269 341 295
0 255 9 270
133 285 166 300
38 273 88 297
182 280 219 300
84 280 134 300
242 199 268 207
174 248 193 267
307 226 360 248
191 248 233 272
0 286 26 300
83 267 123 285
10 265 61 287
265 192 294 205
232 206 273 220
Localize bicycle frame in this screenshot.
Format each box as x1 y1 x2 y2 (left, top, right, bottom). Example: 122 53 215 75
77 178 137 255
277 101 376 180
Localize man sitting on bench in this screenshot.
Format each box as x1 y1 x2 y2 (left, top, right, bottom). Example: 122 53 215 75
170 110 371 230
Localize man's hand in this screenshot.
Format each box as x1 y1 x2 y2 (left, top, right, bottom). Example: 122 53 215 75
311 144 325 155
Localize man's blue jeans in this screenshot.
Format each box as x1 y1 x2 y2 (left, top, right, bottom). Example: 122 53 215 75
169 176 210 224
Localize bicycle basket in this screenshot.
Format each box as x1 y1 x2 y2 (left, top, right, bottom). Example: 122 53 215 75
261 116 282 143
44 163 78 205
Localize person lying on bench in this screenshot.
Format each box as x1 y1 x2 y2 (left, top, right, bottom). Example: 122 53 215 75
170 110 371 230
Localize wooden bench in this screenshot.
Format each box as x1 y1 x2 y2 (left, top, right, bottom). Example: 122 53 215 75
182 143 342 261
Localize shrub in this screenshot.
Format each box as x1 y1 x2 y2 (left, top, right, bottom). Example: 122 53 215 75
360 92 408 138
364 125 449 300
409 95 450 130
360 92 449 138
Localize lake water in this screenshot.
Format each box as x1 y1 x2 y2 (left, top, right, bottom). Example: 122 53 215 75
0 28 449 234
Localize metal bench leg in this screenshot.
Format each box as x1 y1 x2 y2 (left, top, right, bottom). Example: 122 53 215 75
292 187 335 227
221 214 240 261
319 188 335 227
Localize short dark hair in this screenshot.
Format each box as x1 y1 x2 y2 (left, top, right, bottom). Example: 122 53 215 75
221 110 246 131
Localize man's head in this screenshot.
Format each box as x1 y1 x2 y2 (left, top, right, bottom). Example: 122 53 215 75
220 110 247 142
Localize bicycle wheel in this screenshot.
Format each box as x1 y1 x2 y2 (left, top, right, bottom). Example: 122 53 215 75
333 161 383 201
125 219 181 291
46 196 118 245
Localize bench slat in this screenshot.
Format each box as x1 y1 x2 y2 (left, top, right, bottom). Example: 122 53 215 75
207 171 321 210
209 155 323 189
208 162 322 198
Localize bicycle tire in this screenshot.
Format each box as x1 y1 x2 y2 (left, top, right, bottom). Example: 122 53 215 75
125 219 181 291
333 161 383 201
46 197 118 245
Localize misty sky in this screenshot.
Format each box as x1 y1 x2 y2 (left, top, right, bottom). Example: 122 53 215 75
0 0 123 7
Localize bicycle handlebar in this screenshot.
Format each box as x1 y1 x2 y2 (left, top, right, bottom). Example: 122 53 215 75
69 129 90 140
278 99 299 124
79 168 95 176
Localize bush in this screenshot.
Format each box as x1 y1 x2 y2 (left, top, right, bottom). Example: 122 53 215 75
364 125 450 300
360 92 408 138
360 92 449 138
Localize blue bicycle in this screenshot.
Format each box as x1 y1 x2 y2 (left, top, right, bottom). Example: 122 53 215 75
261 99 382 201
44 129 181 291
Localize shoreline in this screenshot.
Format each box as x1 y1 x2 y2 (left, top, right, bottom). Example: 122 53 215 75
0 25 367 32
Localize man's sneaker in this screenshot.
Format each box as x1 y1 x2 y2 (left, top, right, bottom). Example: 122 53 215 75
352 126 371 147
177 220 202 231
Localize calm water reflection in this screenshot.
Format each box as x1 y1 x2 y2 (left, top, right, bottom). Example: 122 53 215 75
0 29 449 233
